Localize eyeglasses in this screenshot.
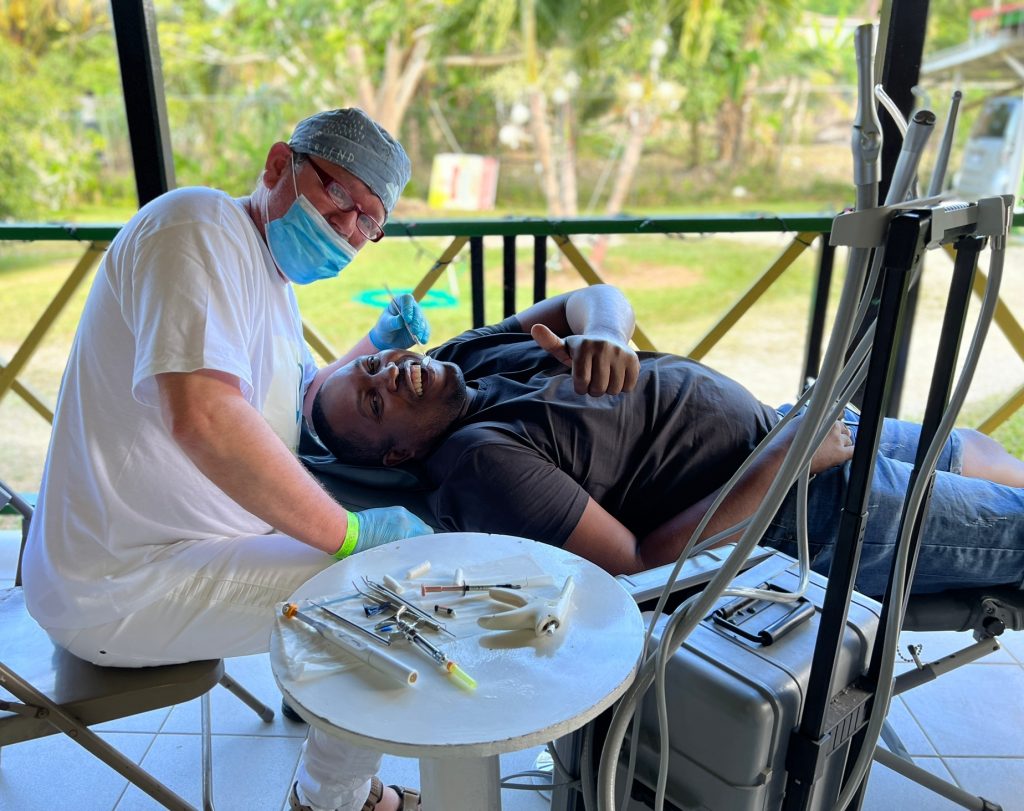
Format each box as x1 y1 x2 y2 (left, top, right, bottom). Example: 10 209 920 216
301 155 385 242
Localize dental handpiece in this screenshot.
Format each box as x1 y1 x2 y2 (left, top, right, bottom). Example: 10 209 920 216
885 109 936 206
281 603 418 687
852 23 882 206
928 91 962 197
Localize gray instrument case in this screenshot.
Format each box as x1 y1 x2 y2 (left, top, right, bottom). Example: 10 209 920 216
627 550 881 811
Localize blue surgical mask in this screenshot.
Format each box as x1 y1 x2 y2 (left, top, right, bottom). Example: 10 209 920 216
265 158 358 285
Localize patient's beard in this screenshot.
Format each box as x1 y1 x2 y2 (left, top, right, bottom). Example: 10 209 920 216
417 370 469 454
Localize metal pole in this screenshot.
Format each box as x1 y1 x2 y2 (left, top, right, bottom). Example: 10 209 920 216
872 0 931 415
783 211 931 811
470 236 485 328
503 235 517 318
801 239 835 393
533 235 547 303
111 0 176 206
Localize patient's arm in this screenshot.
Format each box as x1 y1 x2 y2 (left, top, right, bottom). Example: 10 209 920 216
564 418 854 575
514 284 640 396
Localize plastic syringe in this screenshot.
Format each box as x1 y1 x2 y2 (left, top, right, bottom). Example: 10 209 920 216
282 603 418 687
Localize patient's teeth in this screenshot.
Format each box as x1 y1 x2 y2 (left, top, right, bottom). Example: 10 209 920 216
408 363 424 396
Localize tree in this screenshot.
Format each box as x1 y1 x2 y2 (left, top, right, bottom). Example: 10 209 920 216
0 0 114 217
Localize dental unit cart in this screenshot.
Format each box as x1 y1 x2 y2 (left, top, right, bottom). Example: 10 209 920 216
628 551 882 811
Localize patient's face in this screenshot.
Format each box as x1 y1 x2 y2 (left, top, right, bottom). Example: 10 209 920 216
319 349 468 463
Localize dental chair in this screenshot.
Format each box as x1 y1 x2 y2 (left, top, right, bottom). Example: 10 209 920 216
871 585 1024 811
0 477 275 811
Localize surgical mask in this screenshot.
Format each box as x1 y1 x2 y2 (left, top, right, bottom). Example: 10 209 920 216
265 158 358 285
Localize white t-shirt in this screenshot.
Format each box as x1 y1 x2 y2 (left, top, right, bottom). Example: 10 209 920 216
23 187 318 630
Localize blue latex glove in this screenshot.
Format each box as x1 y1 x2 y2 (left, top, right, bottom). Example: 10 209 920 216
351 506 433 554
368 293 430 350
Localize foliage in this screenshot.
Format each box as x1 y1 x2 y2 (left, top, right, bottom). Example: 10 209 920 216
0 0 979 219
0 0 115 218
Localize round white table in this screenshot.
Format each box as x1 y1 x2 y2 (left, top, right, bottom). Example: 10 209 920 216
270 532 644 811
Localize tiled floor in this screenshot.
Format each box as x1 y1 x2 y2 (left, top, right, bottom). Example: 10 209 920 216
3 528 1023 810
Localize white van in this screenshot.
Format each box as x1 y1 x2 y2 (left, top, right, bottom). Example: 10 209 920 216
954 95 1024 203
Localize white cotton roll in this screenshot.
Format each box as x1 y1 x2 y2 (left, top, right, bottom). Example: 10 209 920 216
382 574 405 594
406 560 431 580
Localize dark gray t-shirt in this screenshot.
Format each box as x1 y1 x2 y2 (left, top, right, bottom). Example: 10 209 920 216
424 318 779 546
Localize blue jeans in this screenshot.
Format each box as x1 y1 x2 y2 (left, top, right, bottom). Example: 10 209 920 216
761 410 1024 597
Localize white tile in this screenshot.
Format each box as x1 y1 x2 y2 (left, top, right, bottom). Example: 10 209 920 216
862 755 964 811
378 747 551 811
162 654 305 738
881 696 936 756
901 663 1024 756
944 757 1024 811
93 707 172 735
115 733 303 810
995 629 1024 663
0 731 152 810
380 752 421 791
501 746 552 811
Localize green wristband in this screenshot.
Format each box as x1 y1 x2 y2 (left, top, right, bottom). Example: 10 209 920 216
332 512 360 560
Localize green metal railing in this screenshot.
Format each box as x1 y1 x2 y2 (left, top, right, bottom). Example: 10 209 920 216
2 214 1022 434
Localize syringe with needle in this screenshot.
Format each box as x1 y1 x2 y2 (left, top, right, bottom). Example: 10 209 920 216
420 575 554 597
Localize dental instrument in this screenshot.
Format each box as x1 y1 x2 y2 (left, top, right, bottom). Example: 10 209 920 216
420 575 556 596
420 582 523 596
478 576 576 637
384 282 421 347
377 608 477 691
281 602 418 687
357 577 454 637
309 601 393 645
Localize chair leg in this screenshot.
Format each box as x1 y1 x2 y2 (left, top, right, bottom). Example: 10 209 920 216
219 671 275 722
202 690 215 811
873 747 1002 810
0 663 198 810
878 718 912 760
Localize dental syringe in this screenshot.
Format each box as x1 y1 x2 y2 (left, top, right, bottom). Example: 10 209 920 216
377 608 477 691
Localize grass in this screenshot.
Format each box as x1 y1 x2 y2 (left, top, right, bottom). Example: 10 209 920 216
2 211 1023 495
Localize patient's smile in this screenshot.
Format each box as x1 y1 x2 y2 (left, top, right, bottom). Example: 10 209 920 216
404 361 425 397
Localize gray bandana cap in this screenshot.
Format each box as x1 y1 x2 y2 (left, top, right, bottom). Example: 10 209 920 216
288 108 411 216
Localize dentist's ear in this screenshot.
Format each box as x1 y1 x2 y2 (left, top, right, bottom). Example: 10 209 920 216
262 142 293 187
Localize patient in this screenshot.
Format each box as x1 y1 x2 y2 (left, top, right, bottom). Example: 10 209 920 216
306 284 1024 597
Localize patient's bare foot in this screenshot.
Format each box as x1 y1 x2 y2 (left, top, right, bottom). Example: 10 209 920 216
959 429 1024 487
376 784 422 810
373 787 399 811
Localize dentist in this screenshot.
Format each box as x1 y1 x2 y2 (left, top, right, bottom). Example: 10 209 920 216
24 109 430 811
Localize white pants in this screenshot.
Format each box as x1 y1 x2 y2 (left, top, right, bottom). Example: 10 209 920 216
46 532 381 811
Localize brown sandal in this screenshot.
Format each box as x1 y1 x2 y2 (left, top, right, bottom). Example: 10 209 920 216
359 777 385 811
356 777 421 811
388 784 422 811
